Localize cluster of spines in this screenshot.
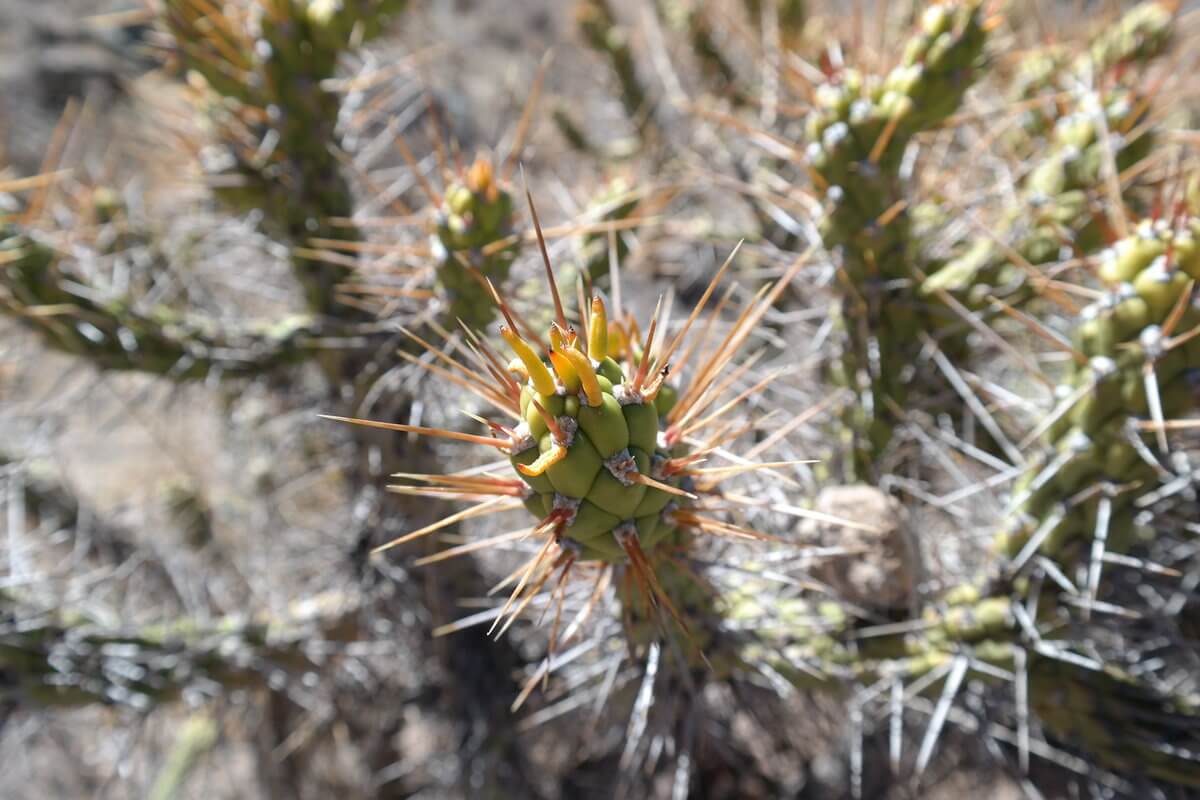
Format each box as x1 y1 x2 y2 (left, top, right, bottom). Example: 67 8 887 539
0 588 349 709
0 182 317 379
331 196 808 672
1007 1 1174 140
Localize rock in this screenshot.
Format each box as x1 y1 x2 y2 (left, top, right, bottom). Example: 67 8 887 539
802 484 917 612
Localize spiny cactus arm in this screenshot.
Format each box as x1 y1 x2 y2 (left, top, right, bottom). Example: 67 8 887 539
432 157 520 330
807 1 991 257
1008 1 1174 107
924 87 1157 300
162 1 405 319
737 590 1200 786
803 0 992 478
993 216 1200 582
1026 653 1200 788
163 0 407 102
1082 0 1175 76
926 1 1175 301
0 592 356 710
1 227 325 379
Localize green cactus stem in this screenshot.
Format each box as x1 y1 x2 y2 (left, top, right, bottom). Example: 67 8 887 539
803 1 990 479
577 0 654 135
0 590 357 710
433 156 520 330
163 0 407 318
735 580 1200 786
925 2 1175 305
924 87 1157 304
994 215 1200 581
0 225 322 379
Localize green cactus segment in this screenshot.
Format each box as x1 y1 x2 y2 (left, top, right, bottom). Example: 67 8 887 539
1026 655 1200 788
0 225 318 379
924 87 1157 302
1084 1 1174 76
617 549 723 668
804 1 989 478
434 159 519 329
736 583 1200 786
926 2 1174 302
996 217 1200 572
163 0 407 317
509 351 686 563
1011 2 1173 114
0 589 352 710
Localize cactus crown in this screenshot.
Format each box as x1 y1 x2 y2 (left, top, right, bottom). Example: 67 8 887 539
331 197 807 642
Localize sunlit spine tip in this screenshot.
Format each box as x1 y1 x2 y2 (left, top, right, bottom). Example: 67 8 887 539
501 325 556 395
516 444 568 477
562 347 603 406
547 348 581 393
588 296 608 360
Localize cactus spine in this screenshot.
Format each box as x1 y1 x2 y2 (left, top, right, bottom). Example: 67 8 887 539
924 3 1176 304
1 220 318 378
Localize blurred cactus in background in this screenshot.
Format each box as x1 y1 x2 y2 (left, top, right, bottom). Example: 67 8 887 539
924 1 1175 308
432 155 519 329
163 0 406 316
803 1 991 479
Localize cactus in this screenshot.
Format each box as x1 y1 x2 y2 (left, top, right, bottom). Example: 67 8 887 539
729 212 1200 787
1011 2 1173 128
162 0 406 317
9 1 1200 795
995 215 1200 579
0 222 321 378
432 156 520 329
0 589 356 710
332 204 806 657
925 2 1174 304
738 584 1200 787
802 1 991 478
576 0 654 135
